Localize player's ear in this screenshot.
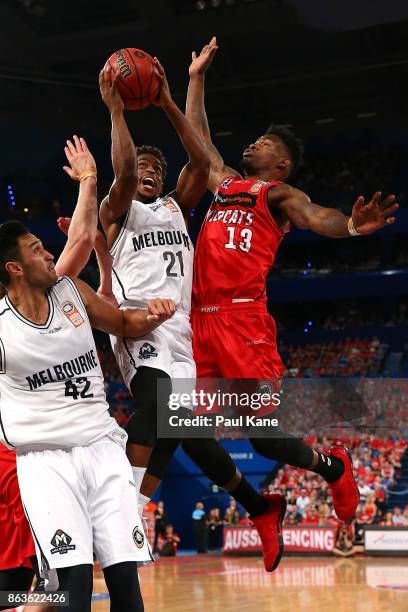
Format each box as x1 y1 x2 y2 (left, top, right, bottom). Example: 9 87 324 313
276 158 290 172
5 261 23 278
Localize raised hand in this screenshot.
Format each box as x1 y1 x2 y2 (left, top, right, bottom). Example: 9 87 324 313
189 36 218 78
63 136 96 181
152 58 173 109
56 216 71 236
351 192 399 235
99 64 124 113
146 298 176 322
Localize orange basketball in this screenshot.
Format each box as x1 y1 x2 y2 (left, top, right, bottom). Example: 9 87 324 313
106 48 160 110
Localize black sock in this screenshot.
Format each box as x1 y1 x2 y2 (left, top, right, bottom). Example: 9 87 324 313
230 476 268 517
312 452 344 483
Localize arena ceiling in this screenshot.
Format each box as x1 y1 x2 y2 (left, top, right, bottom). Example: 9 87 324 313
1 0 408 127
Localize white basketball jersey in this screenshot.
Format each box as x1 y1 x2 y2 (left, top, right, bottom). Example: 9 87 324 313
0 277 117 449
110 196 194 313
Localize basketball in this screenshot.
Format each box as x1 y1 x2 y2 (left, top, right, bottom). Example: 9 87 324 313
106 48 160 110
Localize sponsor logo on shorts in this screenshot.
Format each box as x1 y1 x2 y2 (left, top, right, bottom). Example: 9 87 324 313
138 343 158 359
50 530 76 555
133 526 145 549
256 381 273 397
61 301 84 327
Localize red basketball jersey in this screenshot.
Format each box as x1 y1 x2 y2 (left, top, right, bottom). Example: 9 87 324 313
192 177 289 306
0 444 35 570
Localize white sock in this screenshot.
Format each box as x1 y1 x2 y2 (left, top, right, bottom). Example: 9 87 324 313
132 466 146 492
138 493 150 517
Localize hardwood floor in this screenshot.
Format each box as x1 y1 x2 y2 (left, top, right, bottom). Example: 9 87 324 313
91 555 408 611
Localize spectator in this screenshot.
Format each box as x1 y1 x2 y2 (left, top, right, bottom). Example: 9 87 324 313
296 489 310 516
379 511 393 526
392 507 405 526
333 523 355 557
158 524 180 557
208 508 223 550
192 502 207 554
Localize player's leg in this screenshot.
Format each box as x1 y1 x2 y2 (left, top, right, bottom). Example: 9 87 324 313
233 308 359 521
126 366 172 507
16 449 95 610
138 322 195 507
89 436 150 610
55 565 93 612
103 562 143 612
249 435 359 520
0 567 35 611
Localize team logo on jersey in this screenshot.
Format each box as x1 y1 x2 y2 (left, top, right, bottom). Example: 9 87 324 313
249 180 266 194
138 343 158 359
61 301 84 327
132 526 145 549
162 197 179 212
50 530 76 555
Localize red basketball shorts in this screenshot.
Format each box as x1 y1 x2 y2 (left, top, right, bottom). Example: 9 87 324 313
0 447 35 570
191 302 284 418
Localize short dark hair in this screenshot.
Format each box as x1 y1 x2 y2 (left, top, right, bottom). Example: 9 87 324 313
0 221 29 286
264 124 304 178
136 145 168 181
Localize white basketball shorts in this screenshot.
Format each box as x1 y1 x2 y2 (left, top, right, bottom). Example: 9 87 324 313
16 431 152 576
111 310 196 388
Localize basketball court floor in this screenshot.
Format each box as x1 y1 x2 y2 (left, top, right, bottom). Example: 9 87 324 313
91 555 408 611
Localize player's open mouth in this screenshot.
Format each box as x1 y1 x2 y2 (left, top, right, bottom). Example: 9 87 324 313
243 149 253 157
141 176 156 190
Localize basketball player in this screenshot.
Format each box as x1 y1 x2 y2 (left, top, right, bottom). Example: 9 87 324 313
99 59 292 572
98 59 207 491
0 208 175 611
0 135 102 612
181 36 399 567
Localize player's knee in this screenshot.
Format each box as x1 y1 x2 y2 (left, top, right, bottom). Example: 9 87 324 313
126 410 157 446
56 564 93 611
103 562 142 611
127 367 171 446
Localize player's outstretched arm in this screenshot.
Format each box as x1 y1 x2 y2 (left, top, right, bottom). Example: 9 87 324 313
94 229 118 307
72 277 175 338
269 185 399 237
99 65 138 243
186 36 240 193
152 58 209 212
55 136 97 276
57 217 118 306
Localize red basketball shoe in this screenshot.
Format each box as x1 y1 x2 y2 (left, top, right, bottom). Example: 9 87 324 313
327 446 360 521
251 493 286 572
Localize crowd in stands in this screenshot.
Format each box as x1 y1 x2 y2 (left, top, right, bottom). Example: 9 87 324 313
281 337 387 378
266 433 408 555
187 434 407 556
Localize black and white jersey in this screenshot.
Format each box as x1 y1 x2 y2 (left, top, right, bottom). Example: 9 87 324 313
110 196 194 313
0 277 116 449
